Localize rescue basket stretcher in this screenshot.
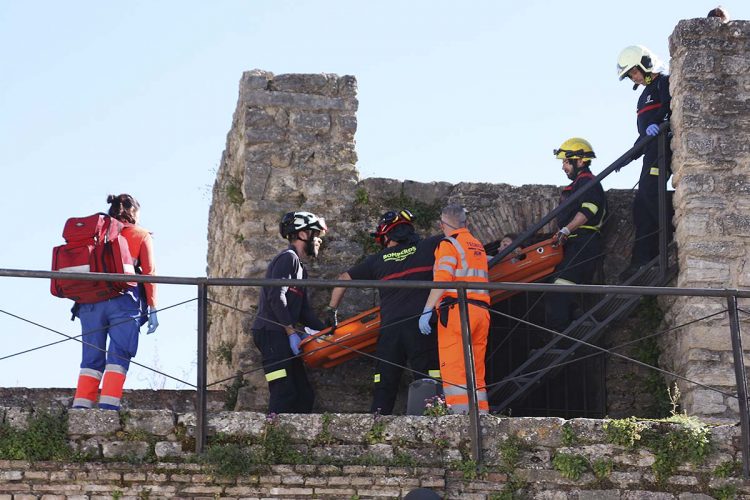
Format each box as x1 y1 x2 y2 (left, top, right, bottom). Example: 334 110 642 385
299 236 563 369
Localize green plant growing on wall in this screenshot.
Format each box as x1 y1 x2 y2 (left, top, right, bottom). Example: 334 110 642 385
0 409 71 461
314 413 335 446
646 413 710 483
498 434 527 473
452 458 483 481
365 412 386 445
225 176 244 206
561 422 577 446
632 296 671 417
354 187 369 206
496 434 530 499
604 406 711 483
591 458 613 481
382 194 442 233
223 372 247 410
552 452 589 480
491 474 529 500
391 450 417 467
215 341 235 366
174 422 195 451
258 413 302 464
714 460 742 478
111 491 123 500
203 442 255 477
711 484 739 500
603 416 646 449
432 434 449 449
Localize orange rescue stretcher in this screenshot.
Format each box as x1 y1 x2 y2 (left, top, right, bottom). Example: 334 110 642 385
299 236 563 369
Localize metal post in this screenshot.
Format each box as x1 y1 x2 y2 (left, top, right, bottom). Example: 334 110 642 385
457 287 482 465
196 281 208 453
657 129 669 276
727 295 750 479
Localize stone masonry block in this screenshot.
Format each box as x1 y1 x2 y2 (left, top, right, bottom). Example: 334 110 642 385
681 257 730 284
721 213 750 235
290 111 331 134
241 89 352 112
337 75 358 97
679 326 732 352
241 69 273 90
272 73 338 96
682 52 716 74
67 409 121 436
721 54 750 75
124 409 174 436
674 173 715 194
685 362 737 386
101 441 150 460
684 133 716 156
680 240 745 259
684 388 727 415
244 107 276 128
154 441 184 458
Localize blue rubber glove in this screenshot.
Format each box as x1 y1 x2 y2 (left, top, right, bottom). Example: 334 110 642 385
646 123 660 136
288 332 302 355
419 307 432 335
147 307 159 334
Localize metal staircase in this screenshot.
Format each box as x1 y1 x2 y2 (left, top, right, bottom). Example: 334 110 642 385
485 126 674 415
489 248 676 414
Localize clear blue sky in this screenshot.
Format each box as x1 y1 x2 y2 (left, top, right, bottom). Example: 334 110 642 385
1 1 743 389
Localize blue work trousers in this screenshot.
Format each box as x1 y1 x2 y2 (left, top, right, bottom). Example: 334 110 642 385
78 289 142 373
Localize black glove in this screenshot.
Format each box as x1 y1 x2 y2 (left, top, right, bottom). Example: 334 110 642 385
325 306 338 329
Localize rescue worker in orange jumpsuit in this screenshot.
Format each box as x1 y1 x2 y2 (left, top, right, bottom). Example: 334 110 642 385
419 204 490 414
73 194 159 410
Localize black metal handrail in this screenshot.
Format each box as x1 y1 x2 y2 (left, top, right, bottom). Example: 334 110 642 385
489 121 670 267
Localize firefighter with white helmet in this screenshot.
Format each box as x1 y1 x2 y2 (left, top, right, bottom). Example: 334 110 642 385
617 45 672 280
546 138 608 333
251 211 328 413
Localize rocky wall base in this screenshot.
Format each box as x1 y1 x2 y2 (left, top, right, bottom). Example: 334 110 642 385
0 406 746 499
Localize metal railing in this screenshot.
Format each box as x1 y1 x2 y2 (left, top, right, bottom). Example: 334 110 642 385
1 267 750 477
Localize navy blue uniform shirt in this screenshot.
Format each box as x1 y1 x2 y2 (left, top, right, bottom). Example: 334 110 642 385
634 74 671 169
252 247 325 333
347 235 442 326
557 169 607 233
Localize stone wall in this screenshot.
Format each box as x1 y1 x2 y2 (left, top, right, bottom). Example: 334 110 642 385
0 405 746 499
206 70 644 415
206 70 361 409
661 18 750 419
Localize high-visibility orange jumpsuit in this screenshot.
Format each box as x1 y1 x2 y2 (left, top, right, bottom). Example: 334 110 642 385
432 228 490 414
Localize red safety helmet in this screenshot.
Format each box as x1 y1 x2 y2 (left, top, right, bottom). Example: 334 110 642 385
371 209 414 246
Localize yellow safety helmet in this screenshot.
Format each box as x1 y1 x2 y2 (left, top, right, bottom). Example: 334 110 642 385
617 45 656 81
553 138 596 160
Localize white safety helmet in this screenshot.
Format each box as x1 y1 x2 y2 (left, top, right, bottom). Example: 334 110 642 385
617 45 658 81
279 211 327 239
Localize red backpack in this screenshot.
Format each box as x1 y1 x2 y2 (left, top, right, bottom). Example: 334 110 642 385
51 214 137 303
